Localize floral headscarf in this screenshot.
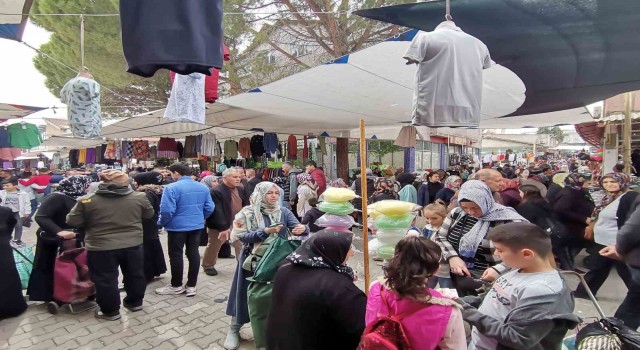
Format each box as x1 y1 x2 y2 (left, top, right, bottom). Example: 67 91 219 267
57 176 92 198
287 229 355 280
373 177 399 200
456 180 526 268
564 173 586 191
296 173 314 184
232 182 282 243
594 172 630 218
200 175 218 188
444 175 462 190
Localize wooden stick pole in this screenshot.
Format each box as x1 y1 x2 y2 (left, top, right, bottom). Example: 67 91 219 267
359 119 371 294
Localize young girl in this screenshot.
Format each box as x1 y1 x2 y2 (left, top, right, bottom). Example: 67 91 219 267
421 203 453 288
364 237 466 350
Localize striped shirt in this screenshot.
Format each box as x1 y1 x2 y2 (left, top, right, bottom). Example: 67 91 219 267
446 215 491 272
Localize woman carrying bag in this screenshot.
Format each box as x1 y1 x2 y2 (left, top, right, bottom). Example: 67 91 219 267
223 182 308 350
434 180 525 296
575 172 638 299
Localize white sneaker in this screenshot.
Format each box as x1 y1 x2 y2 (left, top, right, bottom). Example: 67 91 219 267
155 284 185 295
185 286 196 297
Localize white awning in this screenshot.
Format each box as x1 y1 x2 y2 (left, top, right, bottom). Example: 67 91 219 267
40 135 105 149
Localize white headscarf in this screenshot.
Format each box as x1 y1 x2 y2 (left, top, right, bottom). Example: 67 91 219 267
232 182 282 242
457 180 525 265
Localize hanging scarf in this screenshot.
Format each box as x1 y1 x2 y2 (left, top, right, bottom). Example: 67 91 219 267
457 180 525 267
57 176 92 198
564 173 586 191
593 172 630 219
287 229 355 280
232 182 283 242
444 175 462 190
372 177 399 200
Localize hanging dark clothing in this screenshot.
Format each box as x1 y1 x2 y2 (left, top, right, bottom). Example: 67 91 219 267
119 0 224 78
27 193 80 302
0 206 26 319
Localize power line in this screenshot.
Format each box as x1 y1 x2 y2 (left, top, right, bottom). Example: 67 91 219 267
1 11 352 17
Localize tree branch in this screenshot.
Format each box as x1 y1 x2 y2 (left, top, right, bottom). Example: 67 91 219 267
249 28 311 68
277 0 336 55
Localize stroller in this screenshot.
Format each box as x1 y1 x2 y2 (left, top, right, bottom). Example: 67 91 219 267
47 239 96 314
561 271 640 350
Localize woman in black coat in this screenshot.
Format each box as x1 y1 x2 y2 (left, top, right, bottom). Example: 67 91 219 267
27 176 92 302
552 173 595 271
266 229 366 350
0 205 26 319
133 172 168 282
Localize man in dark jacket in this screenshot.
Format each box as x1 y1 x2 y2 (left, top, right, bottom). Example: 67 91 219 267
203 168 249 276
600 196 640 330
67 170 154 321
350 169 377 224
281 162 303 210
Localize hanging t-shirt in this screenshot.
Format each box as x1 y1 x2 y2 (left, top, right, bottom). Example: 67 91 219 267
224 140 238 158
60 76 102 138
119 0 224 78
393 125 419 148
404 21 492 128
164 73 206 124
8 123 42 149
0 127 10 147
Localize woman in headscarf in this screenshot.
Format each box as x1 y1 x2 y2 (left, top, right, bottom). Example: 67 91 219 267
418 172 443 207
498 178 521 209
0 202 24 320
546 172 569 203
552 173 595 271
224 182 308 350
329 178 348 189
435 175 462 207
295 173 317 218
133 172 168 283
397 173 418 204
27 176 92 302
575 173 638 298
200 175 219 189
265 229 365 350
434 180 525 296
369 177 399 203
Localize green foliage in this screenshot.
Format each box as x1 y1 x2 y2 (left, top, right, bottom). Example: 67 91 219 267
368 140 402 161
537 126 566 144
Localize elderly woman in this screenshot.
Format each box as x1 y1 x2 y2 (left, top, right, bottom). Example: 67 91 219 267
200 175 220 189
397 173 418 204
133 172 168 283
296 173 317 218
435 180 525 296
224 182 308 350
435 175 462 207
27 176 92 303
575 173 638 298
552 173 595 271
266 229 365 350
370 177 399 203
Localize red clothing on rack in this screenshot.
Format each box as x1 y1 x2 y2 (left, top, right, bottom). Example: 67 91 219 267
303 136 309 158
287 135 297 160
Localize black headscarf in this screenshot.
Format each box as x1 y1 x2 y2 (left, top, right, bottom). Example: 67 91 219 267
286 229 355 280
134 171 163 186
57 176 92 198
396 173 416 188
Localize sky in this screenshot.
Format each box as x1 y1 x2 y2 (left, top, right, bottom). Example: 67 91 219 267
0 21 64 123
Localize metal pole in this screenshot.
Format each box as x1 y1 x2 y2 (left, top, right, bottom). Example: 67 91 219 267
79 14 85 71
359 119 370 294
624 92 633 174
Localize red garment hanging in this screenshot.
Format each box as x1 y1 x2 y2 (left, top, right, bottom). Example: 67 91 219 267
303 136 309 158
287 135 297 160
170 44 230 103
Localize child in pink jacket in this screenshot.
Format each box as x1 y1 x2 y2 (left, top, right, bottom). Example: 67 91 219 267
365 237 467 350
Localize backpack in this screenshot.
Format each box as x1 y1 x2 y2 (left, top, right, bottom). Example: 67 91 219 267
358 284 425 350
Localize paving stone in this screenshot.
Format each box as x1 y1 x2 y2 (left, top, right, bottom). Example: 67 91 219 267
148 329 181 347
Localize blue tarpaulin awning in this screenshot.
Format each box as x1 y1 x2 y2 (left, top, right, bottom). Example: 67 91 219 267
0 0 32 42
355 0 640 117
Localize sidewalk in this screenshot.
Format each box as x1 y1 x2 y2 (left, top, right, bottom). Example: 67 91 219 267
0 228 628 349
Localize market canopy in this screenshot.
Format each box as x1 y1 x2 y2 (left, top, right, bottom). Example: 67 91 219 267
0 103 46 120
355 0 640 117
0 0 32 42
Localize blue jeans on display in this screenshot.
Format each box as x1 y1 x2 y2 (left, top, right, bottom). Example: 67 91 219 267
614 266 640 330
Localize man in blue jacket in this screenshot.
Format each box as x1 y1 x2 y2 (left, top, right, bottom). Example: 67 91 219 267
155 163 214 297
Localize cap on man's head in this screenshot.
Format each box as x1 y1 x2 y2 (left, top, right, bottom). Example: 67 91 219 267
99 169 130 186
